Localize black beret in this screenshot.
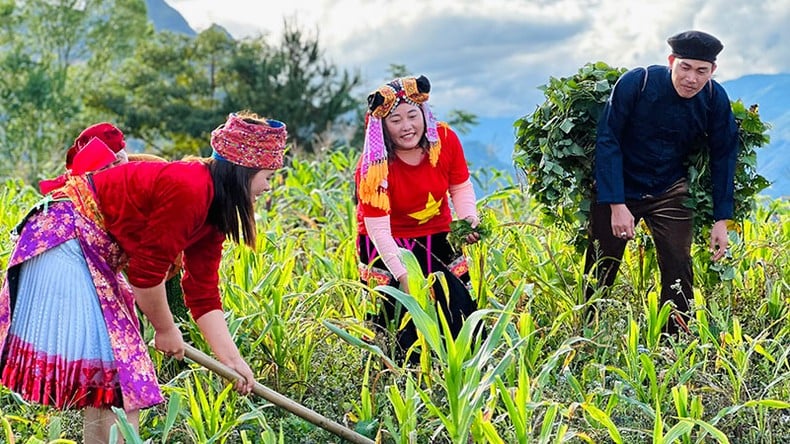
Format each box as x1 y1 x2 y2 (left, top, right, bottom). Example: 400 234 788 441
667 30 723 63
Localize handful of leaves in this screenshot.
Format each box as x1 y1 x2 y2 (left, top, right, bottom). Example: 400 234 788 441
447 210 492 251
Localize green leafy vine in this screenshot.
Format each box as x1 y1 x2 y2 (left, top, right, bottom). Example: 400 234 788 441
513 61 771 250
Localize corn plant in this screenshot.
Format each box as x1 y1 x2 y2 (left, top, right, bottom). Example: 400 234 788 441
348 356 379 438
181 372 242 443
644 289 673 351
2 154 790 442
383 376 422 444
492 363 560 443
375 251 522 442
109 407 145 444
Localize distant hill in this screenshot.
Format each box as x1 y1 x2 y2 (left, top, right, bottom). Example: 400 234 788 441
142 5 786 199
144 0 197 36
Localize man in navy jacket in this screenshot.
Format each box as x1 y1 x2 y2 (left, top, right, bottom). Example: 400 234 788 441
585 30 738 334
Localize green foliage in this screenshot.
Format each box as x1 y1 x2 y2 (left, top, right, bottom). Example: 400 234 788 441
687 100 772 242
1 9 363 182
0 40 77 181
165 272 189 322
222 21 362 153
0 0 152 183
88 21 363 158
444 109 479 135
376 261 522 444
1 153 790 442
513 61 771 249
85 29 222 158
513 61 621 248
447 209 494 252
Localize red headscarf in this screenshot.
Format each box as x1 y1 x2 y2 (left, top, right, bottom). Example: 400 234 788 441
39 122 126 194
66 122 126 168
210 114 287 170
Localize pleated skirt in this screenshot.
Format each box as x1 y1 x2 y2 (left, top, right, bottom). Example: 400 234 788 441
0 239 122 409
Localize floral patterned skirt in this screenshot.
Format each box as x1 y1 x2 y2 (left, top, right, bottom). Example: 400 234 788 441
0 190 163 411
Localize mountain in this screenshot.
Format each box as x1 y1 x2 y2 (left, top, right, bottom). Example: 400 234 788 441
144 0 197 36
456 117 520 196
141 5 787 198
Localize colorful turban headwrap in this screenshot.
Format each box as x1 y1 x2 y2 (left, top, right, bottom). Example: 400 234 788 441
210 113 287 170
359 75 441 212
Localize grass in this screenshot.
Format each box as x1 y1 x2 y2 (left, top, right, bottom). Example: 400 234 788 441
1 150 789 443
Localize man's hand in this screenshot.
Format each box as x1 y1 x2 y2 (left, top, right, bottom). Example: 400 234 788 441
610 203 635 240
710 219 730 262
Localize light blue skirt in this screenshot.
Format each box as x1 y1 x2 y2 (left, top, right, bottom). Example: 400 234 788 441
1 239 120 409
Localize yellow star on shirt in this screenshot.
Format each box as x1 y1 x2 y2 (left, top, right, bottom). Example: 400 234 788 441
408 193 442 224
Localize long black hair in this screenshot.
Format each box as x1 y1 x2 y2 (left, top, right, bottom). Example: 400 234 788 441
205 157 259 248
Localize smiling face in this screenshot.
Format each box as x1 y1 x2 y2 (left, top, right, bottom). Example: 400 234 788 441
669 55 717 98
251 169 275 200
383 102 426 150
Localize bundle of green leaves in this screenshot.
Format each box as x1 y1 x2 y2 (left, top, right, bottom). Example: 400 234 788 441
513 61 770 250
448 209 493 252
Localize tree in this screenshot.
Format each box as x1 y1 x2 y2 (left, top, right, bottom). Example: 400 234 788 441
85 29 222 158
0 0 151 183
222 20 363 153
0 1 79 182
89 21 363 158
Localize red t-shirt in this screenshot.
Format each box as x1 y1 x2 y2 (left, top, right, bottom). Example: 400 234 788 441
92 160 225 319
356 124 471 238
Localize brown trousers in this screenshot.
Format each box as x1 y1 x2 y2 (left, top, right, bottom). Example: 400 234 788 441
584 179 693 333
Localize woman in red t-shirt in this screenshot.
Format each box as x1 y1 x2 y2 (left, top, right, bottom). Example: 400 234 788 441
0 112 285 443
356 75 481 362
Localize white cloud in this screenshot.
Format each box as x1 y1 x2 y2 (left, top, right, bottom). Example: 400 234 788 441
163 0 790 119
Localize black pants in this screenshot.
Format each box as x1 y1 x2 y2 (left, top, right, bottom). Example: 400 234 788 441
584 179 693 333
358 232 478 356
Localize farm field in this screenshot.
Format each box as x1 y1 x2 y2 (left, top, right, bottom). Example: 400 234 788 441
1 152 789 443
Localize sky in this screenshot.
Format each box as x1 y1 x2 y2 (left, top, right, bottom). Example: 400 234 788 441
163 0 790 121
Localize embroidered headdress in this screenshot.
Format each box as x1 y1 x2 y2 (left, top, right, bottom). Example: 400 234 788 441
210 113 287 169
359 75 441 211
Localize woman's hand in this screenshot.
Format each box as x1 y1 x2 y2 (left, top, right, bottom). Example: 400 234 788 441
133 282 183 357
464 216 481 244
154 325 185 360
222 356 255 394
195 310 256 395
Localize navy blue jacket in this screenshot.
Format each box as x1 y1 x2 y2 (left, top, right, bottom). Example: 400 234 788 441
595 65 739 221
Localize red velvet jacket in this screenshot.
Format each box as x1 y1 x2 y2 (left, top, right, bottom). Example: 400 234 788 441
92 160 225 319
